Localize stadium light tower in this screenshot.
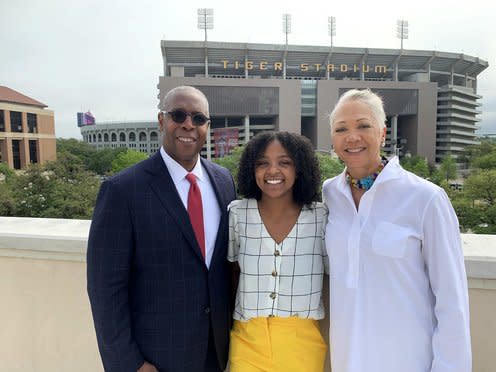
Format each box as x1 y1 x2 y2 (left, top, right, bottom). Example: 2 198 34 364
328 16 336 47
282 13 291 46
198 8 214 42
396 19 408 50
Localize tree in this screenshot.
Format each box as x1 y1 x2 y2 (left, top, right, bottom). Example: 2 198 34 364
439 153 457 182
451 197 483 232
44 152 101 218
400 156 430 179
9 164 56 217
8 153 100 219
316 152 344 184
0 162 16 215
465 139 496 169
57 138 96 168
111 150 149 174
57 138 129 175
0 181 15 216
89 147 127 175
464 169 496 207
213 146 243 181
473 152 496 170
0 162 15 179
413 161 430 179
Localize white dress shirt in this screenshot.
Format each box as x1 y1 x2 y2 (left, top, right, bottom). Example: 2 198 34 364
160 147 221 268
323 156 471 372
228 198 328 321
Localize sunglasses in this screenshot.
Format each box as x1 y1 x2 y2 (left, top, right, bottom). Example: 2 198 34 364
163 109 210 126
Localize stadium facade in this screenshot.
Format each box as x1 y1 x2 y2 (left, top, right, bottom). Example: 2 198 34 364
80 120 161 154
82 40 489 163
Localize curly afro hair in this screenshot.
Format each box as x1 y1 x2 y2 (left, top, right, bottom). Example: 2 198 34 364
237 131 321 206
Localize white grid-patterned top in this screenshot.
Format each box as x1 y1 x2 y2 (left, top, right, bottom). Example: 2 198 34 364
228 198 329 321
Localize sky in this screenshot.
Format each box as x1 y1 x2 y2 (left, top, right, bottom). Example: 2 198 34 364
1 0 495 139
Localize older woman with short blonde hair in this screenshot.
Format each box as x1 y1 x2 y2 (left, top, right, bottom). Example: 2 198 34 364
323 89 471 372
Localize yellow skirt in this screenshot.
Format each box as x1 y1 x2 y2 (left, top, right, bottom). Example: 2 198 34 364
229 317 327 372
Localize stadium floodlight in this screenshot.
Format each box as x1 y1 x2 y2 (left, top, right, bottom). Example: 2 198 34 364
282 13 291 46
198 8 214 42
328 16 336 47
396 19 409 50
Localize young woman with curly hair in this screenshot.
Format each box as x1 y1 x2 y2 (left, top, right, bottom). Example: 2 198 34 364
228 131 328 372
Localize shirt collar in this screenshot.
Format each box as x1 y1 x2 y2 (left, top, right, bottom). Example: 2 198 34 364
160 146 205 183
374 156 403 186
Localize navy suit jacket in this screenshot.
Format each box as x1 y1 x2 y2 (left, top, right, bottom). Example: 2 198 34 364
87 152 236 372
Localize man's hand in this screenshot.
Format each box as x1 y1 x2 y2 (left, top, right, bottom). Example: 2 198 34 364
138 361 158 372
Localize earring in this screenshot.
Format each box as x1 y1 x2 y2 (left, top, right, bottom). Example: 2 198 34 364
381 140 386 147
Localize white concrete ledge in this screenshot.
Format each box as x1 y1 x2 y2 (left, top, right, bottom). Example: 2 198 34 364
0 217 90 262
0 218 495 285
462 234 496 280
1 219 494 372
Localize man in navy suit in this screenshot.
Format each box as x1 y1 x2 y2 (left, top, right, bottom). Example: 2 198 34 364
87 86 236 372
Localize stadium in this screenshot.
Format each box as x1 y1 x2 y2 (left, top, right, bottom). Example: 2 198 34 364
81 40 489 163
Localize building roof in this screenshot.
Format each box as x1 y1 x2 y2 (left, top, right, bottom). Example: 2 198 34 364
161 40 489 82
0 86 47 108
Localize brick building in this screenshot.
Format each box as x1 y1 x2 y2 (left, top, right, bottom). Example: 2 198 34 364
0 86 56 169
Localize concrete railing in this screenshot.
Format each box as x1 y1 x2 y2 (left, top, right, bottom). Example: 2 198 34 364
0 217 495 372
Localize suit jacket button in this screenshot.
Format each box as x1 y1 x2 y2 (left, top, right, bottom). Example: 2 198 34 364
204 307 211 314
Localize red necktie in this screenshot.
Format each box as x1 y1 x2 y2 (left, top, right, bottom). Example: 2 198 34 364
186 173 205 259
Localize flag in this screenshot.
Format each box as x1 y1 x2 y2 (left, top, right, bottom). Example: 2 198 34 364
77 112 84 127
77 111 95 127
84 111 95 125
213 128 239 158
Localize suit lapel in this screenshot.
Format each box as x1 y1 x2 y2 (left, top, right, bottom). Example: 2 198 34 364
145 152 205 264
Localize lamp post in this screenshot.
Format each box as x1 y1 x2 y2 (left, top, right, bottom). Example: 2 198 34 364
197 8 213 42
396 19 408 50
282 13 291 46
197 8 213 78
328 16 336 47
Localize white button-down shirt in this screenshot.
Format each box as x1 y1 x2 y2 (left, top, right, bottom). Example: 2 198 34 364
323 156 471 372
228 198 328 321
160 147 220 268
